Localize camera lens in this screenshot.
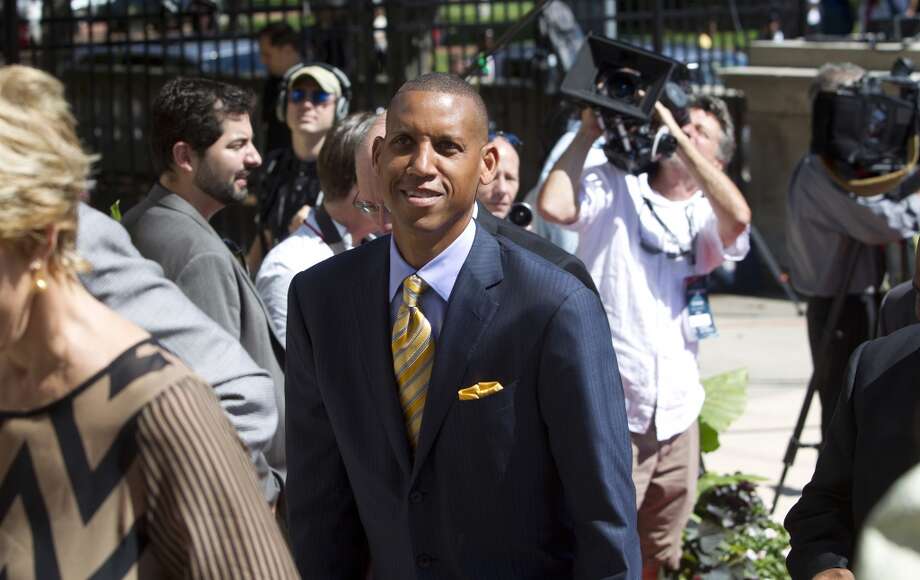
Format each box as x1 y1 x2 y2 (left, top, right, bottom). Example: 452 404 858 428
597 68 642 102
609 71 639 99
507 202 533 228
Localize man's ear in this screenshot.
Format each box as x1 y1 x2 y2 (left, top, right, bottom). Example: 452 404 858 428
372 136 384 175
171 142 196 174
479 141 499 186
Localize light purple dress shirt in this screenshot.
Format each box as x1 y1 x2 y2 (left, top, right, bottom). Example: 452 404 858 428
388 218 477 340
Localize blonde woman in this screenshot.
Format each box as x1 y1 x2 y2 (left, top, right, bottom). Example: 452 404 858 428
0 65 298 578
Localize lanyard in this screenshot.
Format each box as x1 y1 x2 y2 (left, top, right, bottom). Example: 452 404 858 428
640 196 696 265
305 205 347 255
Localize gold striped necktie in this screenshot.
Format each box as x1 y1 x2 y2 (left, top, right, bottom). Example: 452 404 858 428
392 274 435 449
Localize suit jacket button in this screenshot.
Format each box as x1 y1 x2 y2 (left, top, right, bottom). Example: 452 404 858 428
409 490 424 504
416 554 433 568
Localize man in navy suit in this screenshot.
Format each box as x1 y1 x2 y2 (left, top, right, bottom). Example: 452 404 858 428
285 73 640 579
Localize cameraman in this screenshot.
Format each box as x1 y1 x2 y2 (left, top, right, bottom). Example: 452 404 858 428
537 95 751 579
786 62 920 440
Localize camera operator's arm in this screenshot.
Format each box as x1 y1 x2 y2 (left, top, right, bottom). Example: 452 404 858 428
655 102 751 247
537 108 604 225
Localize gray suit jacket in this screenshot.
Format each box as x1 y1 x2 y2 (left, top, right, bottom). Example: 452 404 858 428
121 185 287 481
77 202 280 501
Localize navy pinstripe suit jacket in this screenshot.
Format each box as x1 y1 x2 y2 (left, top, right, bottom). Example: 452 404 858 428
285 222 640 579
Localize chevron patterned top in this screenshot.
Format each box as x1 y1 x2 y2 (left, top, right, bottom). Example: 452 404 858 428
0 339 297 579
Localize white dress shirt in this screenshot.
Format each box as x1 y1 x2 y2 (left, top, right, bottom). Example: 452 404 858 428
563 163 750 440
388 218 476 340
256 212 353 344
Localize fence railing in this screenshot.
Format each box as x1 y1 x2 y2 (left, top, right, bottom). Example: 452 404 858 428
1 0 801 221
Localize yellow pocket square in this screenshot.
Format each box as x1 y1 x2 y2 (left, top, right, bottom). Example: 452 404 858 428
458 382 503 401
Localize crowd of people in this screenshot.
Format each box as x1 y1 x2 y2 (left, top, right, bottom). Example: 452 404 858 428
3 17 920 578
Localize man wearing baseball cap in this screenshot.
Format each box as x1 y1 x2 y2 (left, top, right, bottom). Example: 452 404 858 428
250 62 350 263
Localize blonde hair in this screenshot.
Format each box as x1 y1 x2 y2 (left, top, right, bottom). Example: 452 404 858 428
0 65 96 274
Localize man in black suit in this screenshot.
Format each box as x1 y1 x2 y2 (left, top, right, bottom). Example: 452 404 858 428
877 245 920 337
285 73 640 578
475 200 598 293
785 322 920 579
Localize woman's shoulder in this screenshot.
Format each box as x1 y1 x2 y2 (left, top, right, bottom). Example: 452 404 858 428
96 338 209 412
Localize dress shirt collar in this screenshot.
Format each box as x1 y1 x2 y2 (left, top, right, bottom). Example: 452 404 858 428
388 217 476 303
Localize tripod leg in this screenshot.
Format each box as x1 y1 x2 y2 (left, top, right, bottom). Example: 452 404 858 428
750 225 804 316
771 241 863 514
771 372 820 514
771 464 792 515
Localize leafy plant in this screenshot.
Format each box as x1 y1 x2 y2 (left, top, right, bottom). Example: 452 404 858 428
699 369 747 453
109 200 122 222
696 471 766 501
666 370 789 578
671 478 791 579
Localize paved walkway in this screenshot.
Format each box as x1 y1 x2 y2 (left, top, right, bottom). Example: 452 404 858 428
698 294 821 523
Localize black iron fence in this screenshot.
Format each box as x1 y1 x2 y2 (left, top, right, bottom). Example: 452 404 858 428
1 0 801 230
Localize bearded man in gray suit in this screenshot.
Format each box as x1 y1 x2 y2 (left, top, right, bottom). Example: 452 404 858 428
77 202 280 502
122 77 286 486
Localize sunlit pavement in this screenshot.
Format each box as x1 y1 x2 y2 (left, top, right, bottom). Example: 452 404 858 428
698 294 821 524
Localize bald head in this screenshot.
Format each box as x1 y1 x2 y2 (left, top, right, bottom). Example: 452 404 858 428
391 73 489 144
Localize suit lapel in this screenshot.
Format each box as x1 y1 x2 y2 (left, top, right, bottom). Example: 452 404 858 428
355 238 413 474
152 185 286 355
474 200 501 235
152 184 219 236
411 225 503 480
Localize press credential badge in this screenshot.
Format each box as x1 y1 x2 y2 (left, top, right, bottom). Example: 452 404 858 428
685 275 717 340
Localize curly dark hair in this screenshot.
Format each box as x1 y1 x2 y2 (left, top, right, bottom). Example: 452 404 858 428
150 77 256 175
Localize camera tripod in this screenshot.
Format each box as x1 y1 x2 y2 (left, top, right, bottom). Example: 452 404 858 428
769 239 876 514
750 225 805 316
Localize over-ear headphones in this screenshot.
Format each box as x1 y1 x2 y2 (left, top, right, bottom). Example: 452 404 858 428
276 62 352 124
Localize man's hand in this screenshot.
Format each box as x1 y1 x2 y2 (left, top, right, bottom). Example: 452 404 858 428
578 107 604 142
813 568 855 580
653 101 684 140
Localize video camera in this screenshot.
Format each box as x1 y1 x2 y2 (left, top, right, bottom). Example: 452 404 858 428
560 34 690 175
812 58 920 196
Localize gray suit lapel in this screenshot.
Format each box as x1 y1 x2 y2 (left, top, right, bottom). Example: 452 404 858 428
151 184 285 353
411 225 503 480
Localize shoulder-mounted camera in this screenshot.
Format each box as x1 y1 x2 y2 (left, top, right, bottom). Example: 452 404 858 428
560 34 690 175
812 58 920 196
